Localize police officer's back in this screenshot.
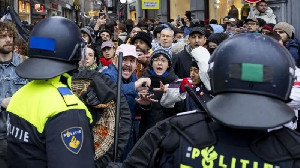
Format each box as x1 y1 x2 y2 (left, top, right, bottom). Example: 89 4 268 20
6 17 95 168
114 33 300 168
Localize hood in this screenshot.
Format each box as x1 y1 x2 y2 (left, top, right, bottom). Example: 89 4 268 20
286 38 299 48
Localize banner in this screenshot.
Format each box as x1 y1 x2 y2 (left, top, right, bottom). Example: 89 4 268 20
1 6 30 41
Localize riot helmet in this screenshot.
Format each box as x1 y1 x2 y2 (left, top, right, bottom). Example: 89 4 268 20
207 33 295 129
16 16 84 79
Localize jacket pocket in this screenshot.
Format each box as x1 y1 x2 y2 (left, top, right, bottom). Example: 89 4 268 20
13 78 27 85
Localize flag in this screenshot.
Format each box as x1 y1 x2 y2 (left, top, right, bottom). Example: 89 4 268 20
1 6 30 41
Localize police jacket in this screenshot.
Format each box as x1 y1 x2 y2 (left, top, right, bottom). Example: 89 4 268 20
6 75 95 168
120 112 300 168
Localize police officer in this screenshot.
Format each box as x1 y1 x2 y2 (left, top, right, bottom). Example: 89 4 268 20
6 17 95 168
110 33 300 167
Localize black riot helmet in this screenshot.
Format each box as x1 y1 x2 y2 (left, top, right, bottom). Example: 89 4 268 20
207 33 295 129
16 16 84 79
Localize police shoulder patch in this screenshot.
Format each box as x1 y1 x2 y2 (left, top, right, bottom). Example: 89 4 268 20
61 127 83 154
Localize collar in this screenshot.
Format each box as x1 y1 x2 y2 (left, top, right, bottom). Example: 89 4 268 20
11 52 21 67
150 68 169 77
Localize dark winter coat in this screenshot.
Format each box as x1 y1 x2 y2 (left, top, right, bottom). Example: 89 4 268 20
138 68 184 137
286 38 299 61
172 47 193 79
185 83 213 111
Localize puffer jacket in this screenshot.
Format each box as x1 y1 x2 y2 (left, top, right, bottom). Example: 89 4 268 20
248 7 276 24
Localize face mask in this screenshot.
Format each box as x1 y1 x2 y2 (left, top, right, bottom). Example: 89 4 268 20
208 48 216 54
177 38 185 43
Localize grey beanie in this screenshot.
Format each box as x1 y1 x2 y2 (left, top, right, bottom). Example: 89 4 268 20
274 22 293 38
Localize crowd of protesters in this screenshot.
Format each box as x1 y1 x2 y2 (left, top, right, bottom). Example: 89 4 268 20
1 0 300 167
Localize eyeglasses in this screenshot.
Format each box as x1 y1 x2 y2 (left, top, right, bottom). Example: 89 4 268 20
152 58 168 63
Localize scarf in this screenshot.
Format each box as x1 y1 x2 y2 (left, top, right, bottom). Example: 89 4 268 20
87 63 98 70
99 57 113 66
184 44 194 61
150 69 169 77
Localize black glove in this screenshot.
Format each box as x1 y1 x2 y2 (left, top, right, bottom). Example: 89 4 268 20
86 84 101 106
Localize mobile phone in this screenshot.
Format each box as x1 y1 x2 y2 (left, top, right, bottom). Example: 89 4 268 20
99 12 105 17
177 15 181 22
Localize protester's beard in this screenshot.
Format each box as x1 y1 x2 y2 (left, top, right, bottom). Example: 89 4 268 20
136 46 147 54
0 45 13 54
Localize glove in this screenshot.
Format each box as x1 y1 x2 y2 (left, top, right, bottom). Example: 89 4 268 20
191 47 211 91
86 85 101 106
180 78 192 93
80 84 101 106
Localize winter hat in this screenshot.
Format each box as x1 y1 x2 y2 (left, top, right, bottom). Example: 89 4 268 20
150 49 172 67
207 33 229 45
190 61 199 70
274 22 293 38
99 29 112 37
262 23 275 32
131 31 152 48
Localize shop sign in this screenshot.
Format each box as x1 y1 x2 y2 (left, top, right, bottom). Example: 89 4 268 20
73 5 80 10
52 3 58 9
34 4 44 13
88 10 100 17
141 0 160 10
65 4 72 10
244 0 261 3
18 1 30 13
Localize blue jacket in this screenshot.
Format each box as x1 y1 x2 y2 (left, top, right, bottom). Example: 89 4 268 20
286 38 299 61
101 64 138 119
184 27 192 37
0 52 27 139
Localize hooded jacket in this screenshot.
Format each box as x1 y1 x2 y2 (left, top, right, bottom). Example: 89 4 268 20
138 68 184 137
286 38 299 61
248 7 276 24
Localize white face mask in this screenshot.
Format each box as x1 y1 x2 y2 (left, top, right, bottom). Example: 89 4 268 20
177 39 185 43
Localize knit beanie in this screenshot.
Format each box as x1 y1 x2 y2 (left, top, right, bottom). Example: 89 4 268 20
190 61 199 70
262 23 275 32
150 49 172 67
274 22 293 38
131 31 152 48
207 33 228 45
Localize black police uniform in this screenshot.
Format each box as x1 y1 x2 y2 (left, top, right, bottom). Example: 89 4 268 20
109 33 300 168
